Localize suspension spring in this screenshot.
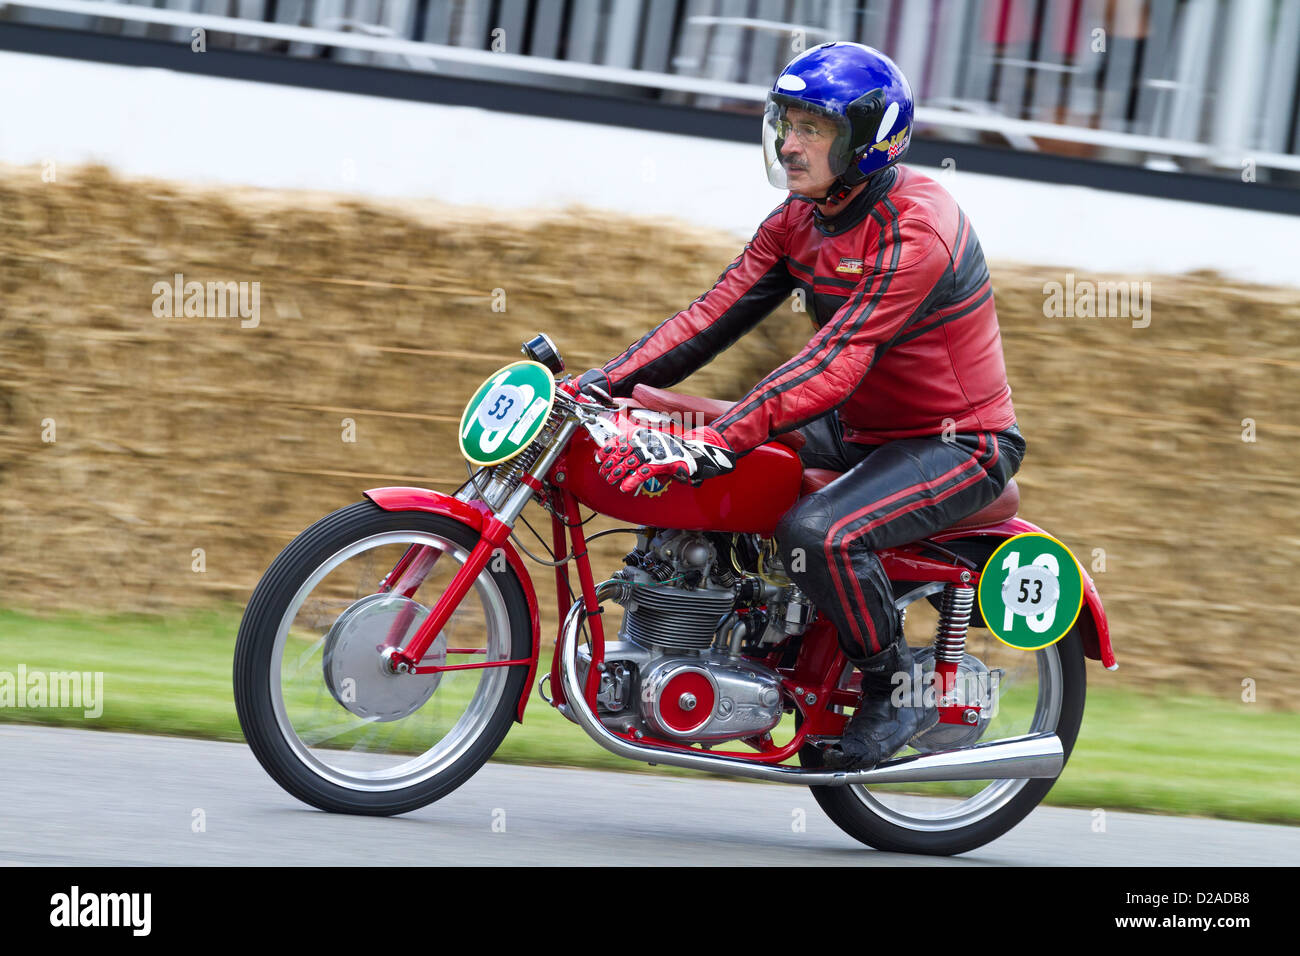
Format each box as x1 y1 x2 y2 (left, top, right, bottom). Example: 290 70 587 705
492 406 567 487
933 581 975 663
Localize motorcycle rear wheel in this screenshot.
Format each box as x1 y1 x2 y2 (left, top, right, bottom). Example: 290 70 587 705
799 625 1086 856
233 501 532 815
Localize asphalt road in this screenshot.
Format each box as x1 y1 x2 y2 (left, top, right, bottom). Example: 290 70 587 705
1 724 1294 866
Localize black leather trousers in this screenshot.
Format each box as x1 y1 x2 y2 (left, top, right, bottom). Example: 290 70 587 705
775 415 1026 666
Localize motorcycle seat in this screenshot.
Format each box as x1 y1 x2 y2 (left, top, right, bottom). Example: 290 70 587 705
629 385 806 451
800 468 1020 529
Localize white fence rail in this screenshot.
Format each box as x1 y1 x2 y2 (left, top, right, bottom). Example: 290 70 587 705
5 0 1299 176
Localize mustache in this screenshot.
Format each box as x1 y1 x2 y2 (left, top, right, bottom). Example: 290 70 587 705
782 157 808 171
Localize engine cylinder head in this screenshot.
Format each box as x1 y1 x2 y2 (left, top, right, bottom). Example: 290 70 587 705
620 580 735 650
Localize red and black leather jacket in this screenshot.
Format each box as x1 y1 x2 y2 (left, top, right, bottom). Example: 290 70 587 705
593 165 1017 455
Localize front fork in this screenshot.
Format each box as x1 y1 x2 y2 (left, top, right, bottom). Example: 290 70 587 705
383 419 580 677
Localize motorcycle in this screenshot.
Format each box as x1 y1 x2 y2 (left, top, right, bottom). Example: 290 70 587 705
233 334 1116 855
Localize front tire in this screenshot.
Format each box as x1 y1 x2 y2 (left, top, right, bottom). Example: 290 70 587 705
800 626 1086 856
234 501 532 815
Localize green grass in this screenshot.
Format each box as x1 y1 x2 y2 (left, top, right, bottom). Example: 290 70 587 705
0 606 1296 824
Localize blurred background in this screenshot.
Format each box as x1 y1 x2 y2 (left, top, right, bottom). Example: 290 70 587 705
0 0 1297 823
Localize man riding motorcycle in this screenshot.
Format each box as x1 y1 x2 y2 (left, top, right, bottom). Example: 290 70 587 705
577 41 1026 769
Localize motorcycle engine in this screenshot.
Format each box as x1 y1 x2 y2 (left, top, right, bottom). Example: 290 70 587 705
574 529 816 744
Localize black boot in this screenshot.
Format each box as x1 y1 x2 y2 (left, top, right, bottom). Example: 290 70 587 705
826 639 938 770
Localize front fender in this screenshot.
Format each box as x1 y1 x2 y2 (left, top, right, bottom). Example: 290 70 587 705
932 518 1117 671
364 486 542 721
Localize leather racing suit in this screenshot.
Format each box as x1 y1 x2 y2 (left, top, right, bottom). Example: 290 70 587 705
588 164 1026 667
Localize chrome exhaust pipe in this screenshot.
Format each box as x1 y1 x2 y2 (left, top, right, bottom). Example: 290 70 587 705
557 601 1063 787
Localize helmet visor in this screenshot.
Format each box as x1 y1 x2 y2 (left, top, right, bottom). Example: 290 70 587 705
762 95 853 193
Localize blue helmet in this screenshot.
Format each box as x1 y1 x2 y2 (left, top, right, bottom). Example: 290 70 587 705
762 42 915 203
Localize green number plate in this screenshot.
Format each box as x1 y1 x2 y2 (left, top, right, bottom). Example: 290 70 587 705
458 361 556 467
976 533 1085 650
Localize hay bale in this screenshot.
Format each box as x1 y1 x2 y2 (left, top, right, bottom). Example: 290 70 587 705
1 164 1296 708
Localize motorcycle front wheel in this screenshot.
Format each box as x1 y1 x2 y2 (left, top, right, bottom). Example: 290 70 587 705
799 623 1086 856
234 501 533 815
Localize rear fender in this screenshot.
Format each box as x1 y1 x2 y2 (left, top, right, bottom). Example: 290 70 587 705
364 486 542 720
931 518 1116 671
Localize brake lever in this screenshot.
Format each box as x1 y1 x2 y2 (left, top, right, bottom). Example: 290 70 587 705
582 382 618 409
557 375 618 410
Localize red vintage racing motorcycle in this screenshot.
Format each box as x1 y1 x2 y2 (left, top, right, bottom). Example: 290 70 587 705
234 334 1116 855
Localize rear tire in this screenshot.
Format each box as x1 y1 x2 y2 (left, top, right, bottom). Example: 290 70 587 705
233 501 532 815
800 626 1086 856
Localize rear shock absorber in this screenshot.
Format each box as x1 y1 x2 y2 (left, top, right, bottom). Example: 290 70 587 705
932 570 974 711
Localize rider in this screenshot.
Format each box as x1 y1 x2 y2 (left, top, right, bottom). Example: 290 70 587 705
578 42 1026 769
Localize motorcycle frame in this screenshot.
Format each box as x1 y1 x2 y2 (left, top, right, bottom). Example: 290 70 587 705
364 407 1115 761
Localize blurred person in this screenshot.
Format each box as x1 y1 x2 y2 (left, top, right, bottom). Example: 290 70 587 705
576 42 1025 769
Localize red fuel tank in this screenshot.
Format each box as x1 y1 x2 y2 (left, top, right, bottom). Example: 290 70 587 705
556 427 803 536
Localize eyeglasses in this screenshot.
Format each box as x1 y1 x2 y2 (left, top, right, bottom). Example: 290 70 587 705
775 119 834 143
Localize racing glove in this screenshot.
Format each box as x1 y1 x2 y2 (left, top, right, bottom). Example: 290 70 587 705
596 425 736 494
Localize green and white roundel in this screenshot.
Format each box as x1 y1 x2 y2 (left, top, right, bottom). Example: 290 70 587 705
977 533 1085 650
458 360 556 467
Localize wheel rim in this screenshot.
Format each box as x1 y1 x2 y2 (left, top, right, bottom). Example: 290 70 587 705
842 627 1064 831
269 531 512 792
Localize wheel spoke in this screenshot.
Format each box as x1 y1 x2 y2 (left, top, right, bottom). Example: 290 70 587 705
286 636 326 679
265 527 516 793
348 721 386 753
301 715 381 746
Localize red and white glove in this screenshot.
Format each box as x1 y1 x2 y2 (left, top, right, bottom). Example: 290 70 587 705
596 425 736 494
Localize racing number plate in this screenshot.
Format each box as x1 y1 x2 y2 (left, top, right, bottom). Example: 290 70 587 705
458 360 556 467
